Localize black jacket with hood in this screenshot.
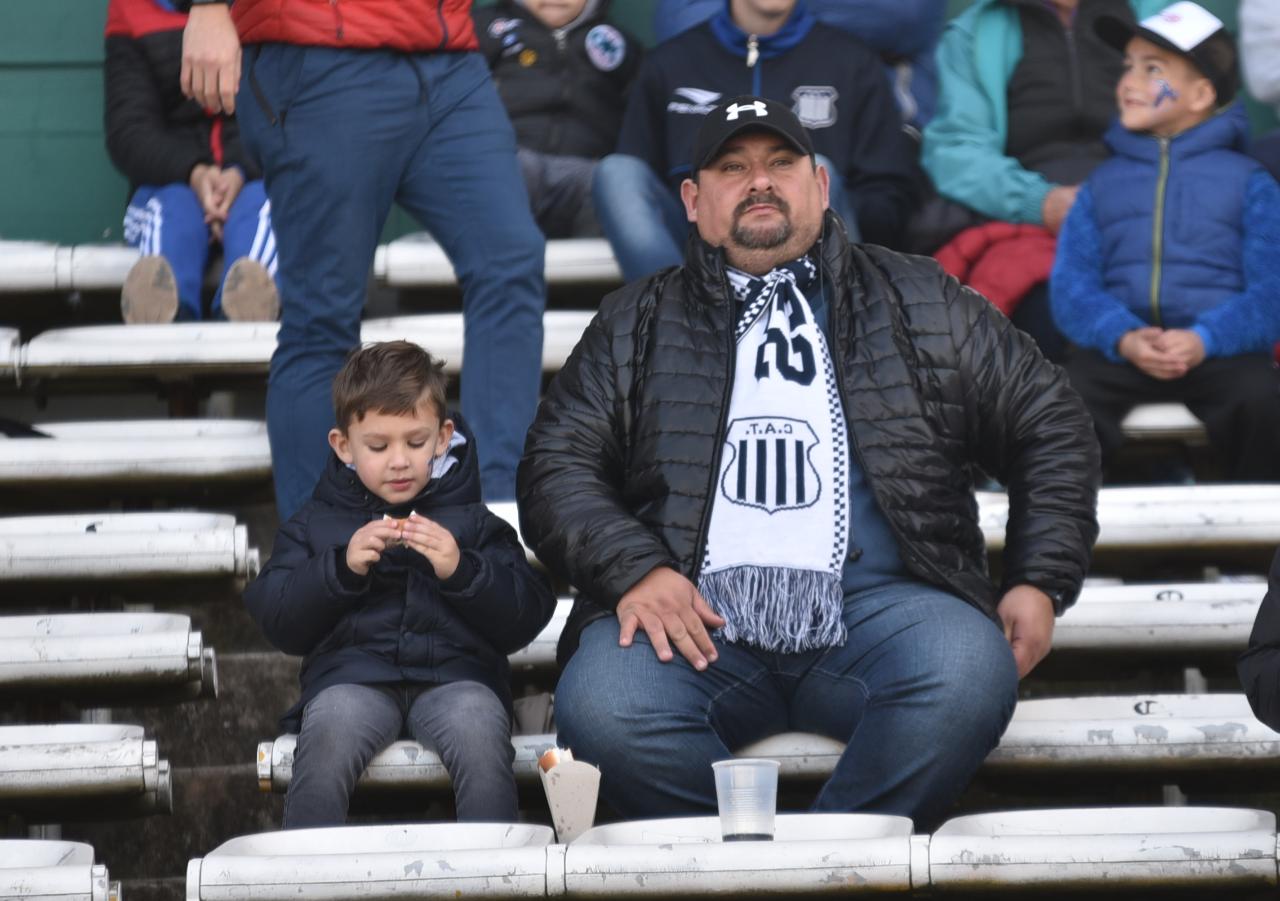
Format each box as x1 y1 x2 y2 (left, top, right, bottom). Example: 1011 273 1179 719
518 213 1100 667
246 413 556 732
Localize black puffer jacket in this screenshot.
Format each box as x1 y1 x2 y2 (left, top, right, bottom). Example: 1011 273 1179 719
1238 548 1280 730
246 415 556 731
518 214 1100 667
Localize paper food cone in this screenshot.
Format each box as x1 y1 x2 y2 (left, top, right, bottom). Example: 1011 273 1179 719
538 759 601 843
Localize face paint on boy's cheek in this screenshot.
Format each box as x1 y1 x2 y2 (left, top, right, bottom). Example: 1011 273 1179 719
1154 79 1179 107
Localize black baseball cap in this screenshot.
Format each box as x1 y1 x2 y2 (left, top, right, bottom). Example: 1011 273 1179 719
1095 1 1238 104
691 95 815 172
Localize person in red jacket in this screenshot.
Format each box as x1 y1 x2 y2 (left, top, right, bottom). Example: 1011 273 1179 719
106 0 279 324
181 0 547 520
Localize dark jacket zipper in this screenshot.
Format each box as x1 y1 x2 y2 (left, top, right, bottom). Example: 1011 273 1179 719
435 1 450 51
330 0 344 40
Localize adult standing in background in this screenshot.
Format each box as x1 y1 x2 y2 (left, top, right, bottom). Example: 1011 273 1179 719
1240 0 1280 180
180 0 547 517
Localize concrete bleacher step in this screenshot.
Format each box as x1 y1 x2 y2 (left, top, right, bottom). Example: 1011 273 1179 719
0 419 270 485
566 813 915 895
12 311 594 381
256 694 1280 796
979 484 1280 551
375 234 622 287
0 612 216 703
0 839 116 901
0 724 171 818
0 512 258 583
186 823 555 900
927 807 1276 892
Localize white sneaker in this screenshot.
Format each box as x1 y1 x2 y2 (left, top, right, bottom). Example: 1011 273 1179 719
221 258 280 322
121 256 179 324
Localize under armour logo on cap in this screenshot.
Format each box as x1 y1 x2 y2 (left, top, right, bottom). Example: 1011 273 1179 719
691 95 815 172
1094 1 1237 105
724 100 769 121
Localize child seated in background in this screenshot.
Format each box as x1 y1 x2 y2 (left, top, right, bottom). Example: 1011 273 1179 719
474 0 641 237
105 0 280 323
1050 1 1280 482
245 341 556 828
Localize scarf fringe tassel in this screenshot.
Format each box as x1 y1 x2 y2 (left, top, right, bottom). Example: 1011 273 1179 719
700 565 846 653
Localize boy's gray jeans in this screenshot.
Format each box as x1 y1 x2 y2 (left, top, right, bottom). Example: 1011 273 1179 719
283 680 517 828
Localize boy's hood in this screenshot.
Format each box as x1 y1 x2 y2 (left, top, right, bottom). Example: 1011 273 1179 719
1104 101 1251 160
314 410 483 515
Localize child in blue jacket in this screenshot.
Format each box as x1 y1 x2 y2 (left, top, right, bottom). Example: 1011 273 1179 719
1050 2 1280 481
245 341 556 828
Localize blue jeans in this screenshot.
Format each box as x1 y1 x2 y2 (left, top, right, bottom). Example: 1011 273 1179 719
237 46 545 518
555 580 1017 830
283 681 517 828
123 180 276 320
593 153 862 283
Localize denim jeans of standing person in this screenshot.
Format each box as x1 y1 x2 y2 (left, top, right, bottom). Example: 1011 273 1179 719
283 681 518 828
593 153 863 282
555 580 1019 831
237 47 546 519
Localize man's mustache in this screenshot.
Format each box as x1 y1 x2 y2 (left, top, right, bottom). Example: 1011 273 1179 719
734 193 790 218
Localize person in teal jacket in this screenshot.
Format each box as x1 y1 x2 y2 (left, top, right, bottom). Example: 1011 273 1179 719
919 0 1167 362
922 0 1167 230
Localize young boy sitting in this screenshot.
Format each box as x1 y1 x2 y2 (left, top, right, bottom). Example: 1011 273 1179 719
245 341 556 828
474 0 641 238
1050 1 1280 481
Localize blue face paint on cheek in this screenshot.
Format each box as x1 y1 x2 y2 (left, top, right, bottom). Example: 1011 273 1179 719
1154 79 1179 107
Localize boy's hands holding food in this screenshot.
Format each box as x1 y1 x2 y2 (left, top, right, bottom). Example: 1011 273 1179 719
345 519 402 577
400 513 461 580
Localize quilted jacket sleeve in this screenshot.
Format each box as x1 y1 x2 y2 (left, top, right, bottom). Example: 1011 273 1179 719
517 294 681 608
948 271 1101 612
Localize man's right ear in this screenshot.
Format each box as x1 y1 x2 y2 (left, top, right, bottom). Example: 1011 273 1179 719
328 428 354 464
680 178 700 224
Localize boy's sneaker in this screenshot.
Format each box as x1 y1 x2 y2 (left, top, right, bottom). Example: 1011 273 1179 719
221 258 279 322
121 256 179 324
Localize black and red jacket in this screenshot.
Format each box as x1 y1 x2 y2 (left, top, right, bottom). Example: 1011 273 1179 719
233 0 479 53
104 0 259 190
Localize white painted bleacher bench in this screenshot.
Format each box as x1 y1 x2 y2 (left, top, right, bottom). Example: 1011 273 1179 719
0 512 258 582
256 693 1280 796
508 581 1267 674
0 241 139 294
375 235 623 287
979 484 1280 552
0 419 270 485
0 612 216 702
0 839 117 901
185 808 1277 898
0 237 623 293
494 487 1280 579
0 724 171 816
10 311 594 382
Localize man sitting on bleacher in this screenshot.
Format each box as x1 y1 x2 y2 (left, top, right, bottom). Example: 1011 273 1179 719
518 96 1101 829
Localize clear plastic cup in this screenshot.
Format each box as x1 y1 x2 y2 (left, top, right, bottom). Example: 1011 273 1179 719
711 758 780 841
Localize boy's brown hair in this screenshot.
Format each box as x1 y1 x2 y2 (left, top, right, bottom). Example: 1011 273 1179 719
332 341 449 431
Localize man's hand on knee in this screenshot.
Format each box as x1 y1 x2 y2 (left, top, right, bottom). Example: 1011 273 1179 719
616 567 725 671
181 3 242 114
997 584 1055 679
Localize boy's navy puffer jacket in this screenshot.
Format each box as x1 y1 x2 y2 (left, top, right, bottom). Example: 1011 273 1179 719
246 413 556 732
